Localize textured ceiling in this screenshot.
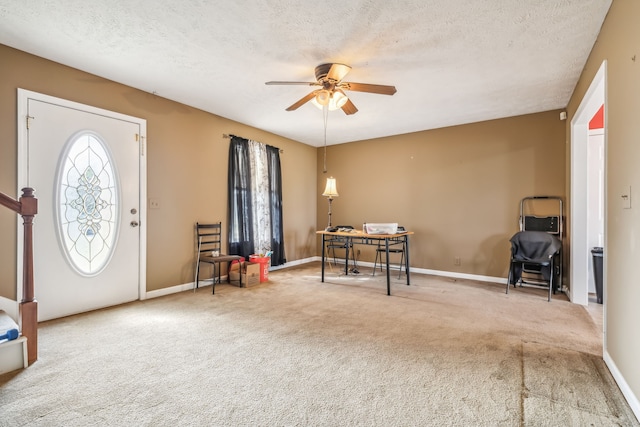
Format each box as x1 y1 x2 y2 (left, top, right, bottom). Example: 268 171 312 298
0 0 611 146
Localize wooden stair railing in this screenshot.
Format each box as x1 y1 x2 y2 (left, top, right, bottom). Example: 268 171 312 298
0 187 38 365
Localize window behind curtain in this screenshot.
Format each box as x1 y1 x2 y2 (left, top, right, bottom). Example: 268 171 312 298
228 136 286 266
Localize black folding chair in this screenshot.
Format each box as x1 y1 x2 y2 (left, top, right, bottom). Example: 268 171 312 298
506 230 562 301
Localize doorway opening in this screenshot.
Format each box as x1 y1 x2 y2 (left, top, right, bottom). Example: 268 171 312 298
570 61 606 311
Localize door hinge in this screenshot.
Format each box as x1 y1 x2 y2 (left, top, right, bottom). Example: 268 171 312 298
26 115 34 129
140 135 146 156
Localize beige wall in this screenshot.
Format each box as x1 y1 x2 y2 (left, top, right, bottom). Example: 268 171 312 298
0 44 317 297
1 47 566 297
317 111 566 278
565 0 640 409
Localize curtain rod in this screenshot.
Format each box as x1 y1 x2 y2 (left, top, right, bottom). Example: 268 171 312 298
223 134 283 153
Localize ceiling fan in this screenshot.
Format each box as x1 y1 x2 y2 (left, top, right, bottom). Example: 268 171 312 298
265 63 397 115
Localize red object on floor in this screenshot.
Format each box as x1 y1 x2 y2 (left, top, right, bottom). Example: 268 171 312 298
249 255 270 282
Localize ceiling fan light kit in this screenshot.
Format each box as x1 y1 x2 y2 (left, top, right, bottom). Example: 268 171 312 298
266 63 396 115
311 89 349 111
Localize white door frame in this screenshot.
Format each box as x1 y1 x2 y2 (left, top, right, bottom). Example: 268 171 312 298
570 61 606 306
16 89 147 306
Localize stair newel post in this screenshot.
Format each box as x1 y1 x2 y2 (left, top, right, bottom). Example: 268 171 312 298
19 187 38 365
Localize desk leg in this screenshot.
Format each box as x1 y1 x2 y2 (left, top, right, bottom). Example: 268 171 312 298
321 234 325 282
386 238 391 296
405 235 411 286
344 238 350 276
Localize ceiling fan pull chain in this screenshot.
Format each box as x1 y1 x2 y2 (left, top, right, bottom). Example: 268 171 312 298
323 105 329 173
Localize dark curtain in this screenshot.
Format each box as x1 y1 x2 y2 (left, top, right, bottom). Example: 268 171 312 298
266 145 286 266
228 136 286 266
228 137 254 257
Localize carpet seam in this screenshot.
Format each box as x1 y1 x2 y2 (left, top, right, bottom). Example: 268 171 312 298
520 339 526 427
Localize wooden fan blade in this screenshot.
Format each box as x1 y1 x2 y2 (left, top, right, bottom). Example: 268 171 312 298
340 82 397 95
266 81 320 86
326 64 351 82
285 91 317 111
341 98 358 115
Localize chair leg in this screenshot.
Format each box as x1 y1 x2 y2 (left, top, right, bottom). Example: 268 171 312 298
372 249 376 276
212 263 217 295
398 250 405 279
350 246 359 274
373 248 405 278
330 245 341 268
547 261 553 302
194 258 201 292
506 262 513 295
325 244 351 273
325 246 335 272
372 249 380 276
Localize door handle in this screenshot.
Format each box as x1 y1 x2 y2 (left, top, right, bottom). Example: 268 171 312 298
130 221 139 227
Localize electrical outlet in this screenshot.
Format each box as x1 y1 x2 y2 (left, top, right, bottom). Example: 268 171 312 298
149 198 160 209
454 257 461 266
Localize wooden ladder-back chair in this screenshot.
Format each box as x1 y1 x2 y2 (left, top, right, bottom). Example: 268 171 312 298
195 222 242 294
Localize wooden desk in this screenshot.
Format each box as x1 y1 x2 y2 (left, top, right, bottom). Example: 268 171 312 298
317 230 413 295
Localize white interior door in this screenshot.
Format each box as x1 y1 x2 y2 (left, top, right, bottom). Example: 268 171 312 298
17 90 146 321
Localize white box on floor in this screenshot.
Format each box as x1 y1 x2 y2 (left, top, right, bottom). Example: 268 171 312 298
0 336 28 374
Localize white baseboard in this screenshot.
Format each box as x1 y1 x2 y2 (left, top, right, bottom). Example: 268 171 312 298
313 256 506 285
144 258 506 300
411 266 506 284
604 350 640 422
144 257 318 300
269 257 316 271
145 278 215 299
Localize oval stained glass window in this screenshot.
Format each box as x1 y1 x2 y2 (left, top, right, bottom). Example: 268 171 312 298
55 132 119 276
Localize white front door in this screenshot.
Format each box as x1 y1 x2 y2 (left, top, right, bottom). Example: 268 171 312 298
17 90 146 321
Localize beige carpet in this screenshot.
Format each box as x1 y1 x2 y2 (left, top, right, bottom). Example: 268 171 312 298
0 262 637 426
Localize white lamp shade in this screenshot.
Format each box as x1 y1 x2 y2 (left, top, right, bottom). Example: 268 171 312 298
312 90 349 111
332 90 348 108
322 177 339 197
315 90 331 106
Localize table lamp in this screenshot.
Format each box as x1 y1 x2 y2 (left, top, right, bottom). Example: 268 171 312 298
322 177 339 230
